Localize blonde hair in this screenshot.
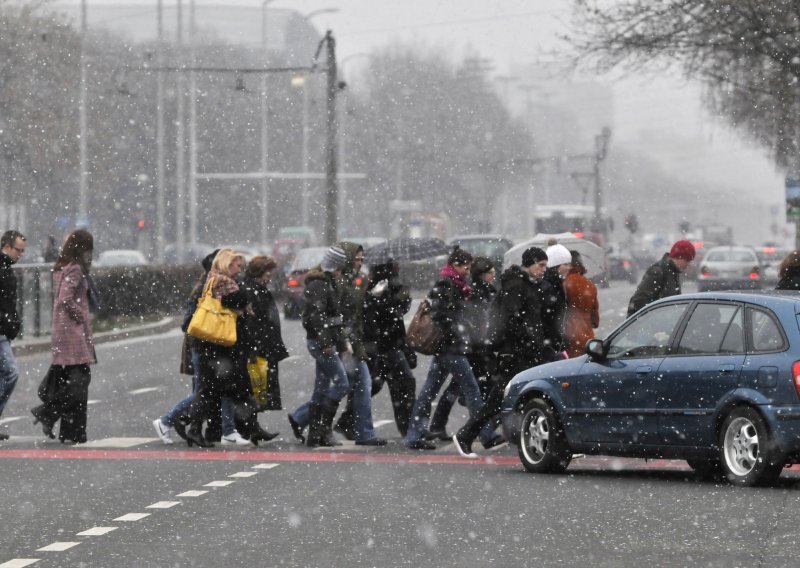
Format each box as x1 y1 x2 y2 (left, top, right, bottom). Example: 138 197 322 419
212 248 246 276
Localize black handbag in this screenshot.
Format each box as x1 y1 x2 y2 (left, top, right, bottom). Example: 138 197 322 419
37 366 61 403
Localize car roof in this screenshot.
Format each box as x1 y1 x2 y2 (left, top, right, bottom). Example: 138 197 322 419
449 234 511 242
648 290 800 311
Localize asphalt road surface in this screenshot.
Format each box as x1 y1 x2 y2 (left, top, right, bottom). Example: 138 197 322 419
3 280 800 567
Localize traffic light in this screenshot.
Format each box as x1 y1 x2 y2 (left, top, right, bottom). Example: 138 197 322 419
624 213 638 234
135 219 145 231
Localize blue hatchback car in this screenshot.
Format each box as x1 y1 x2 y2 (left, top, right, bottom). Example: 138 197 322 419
501 291 800 486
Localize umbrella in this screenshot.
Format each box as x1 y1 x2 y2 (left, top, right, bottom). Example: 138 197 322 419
504 232 606 278
363 237 451 265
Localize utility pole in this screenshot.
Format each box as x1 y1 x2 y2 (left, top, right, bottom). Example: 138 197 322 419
175 0 186 261
188 0 198 246
78 0 88 226
322 31 338 246
593 126 612 245
155 0 165 262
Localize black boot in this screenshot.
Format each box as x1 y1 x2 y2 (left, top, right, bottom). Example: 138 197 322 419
31 405 57 439
186 422 213 448
236 398 279 446
319 399 342 447
333 393 356 441
288 413 305 444
306 403 325 447
250 423 279 445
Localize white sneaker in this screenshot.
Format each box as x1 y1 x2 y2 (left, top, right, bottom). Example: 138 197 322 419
152 419 174 445
221 431 253 446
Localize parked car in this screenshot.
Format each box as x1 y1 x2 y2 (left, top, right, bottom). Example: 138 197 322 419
757 246 790 288
697 245 762 292
448 234 514 271
501 290 800 486
606 247 638 283
95 249 149 267
283 246 329 319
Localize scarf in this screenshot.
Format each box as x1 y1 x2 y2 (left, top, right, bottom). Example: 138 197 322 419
440 265 472 299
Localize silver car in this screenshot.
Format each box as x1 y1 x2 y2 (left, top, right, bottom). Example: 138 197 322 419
697 245 762 291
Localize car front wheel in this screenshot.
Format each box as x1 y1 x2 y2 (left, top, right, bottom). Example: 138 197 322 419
719 407 784 486
517 398 571 474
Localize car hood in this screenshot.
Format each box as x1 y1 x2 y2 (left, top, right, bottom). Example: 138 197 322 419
509 355 587 387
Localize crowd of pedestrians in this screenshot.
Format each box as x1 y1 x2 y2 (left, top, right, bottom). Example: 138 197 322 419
3 229 800 454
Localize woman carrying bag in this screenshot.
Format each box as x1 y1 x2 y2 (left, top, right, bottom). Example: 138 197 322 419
31 229 99 444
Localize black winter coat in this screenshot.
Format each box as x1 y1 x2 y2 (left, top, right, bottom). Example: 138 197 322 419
302 268 347 351
0 253 20 340
777 266 800 291
429 276 472 356
496 265 549 366
362 273 412 355
240 277 289 362
627 253 682 315
541 267 567 355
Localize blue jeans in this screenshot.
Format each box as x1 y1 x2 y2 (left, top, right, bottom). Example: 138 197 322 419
161 349 200 427
0 336 19 417
290 339 350 428
344 355 378 442
405 353 483 445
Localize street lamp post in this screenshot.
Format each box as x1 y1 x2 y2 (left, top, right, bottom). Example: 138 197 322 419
338 53 368 235
155 0 165 262
79 0 88 226
188 0 198 246
260 0 277 245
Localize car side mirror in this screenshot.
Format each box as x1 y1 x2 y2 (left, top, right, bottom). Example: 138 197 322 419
586 339 606 361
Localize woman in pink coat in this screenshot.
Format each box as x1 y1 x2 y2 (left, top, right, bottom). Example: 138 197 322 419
31 229 98 444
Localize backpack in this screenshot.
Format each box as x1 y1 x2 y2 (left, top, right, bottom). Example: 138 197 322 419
406 299 441 355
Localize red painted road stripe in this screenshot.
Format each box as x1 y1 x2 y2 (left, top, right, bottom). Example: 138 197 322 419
0 448 519 466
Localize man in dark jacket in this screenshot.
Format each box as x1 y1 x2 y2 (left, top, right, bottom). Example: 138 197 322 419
453 247 552 457
0 230 26 440
331 242 386 445
287 245 351 446
627 240 695 316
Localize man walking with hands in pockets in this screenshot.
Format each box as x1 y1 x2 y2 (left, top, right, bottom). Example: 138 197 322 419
0 230 26 440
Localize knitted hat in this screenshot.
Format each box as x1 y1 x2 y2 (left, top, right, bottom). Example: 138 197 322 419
521 246 548 267
546 243 572 268
669 240 696 261
320 245 348 272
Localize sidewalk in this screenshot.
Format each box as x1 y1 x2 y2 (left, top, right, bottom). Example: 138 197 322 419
12 316 180 357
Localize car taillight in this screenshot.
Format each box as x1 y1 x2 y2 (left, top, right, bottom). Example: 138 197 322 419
793 361 800 399
623 260 631 268
287 279 299 287
700 266 711 278
355 276 363 287
749 271 760 280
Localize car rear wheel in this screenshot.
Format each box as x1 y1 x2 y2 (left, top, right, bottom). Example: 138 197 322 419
719 407 784 486
517 398 571 474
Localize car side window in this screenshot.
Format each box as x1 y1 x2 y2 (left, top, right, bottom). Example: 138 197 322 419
606 303 688 359
748 308 785 352
676 303 742 355
719 308 745 354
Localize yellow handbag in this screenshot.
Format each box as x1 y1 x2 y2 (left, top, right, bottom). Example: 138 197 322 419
186 277 237 347
247 356 269 408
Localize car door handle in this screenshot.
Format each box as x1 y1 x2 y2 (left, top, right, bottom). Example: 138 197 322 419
636 366 652 374
718 364 736 373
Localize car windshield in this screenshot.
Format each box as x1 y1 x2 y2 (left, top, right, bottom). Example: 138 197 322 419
705 250 757 263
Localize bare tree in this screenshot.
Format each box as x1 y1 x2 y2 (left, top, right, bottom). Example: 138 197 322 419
570 0 800 169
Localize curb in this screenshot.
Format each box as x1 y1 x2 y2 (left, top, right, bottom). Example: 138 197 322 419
13 316 180 357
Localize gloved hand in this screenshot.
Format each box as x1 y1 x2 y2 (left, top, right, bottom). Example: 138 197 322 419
370 279 389 296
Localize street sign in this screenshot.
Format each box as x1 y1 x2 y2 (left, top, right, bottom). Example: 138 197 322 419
785 176 800 220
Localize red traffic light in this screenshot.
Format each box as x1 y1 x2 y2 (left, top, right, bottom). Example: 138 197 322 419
136 219 145 230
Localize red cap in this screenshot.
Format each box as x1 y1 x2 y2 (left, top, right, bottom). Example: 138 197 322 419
669 239 696 261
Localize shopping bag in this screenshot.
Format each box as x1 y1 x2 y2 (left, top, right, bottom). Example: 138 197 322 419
186 277 237 347
37 365 61 403
247 356 269 409
406 299 441 356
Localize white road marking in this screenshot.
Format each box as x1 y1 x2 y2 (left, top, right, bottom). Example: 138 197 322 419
228 472 258 478
87 400 102 406
176 490 208 497
113 513 150 522
76 527 118 536
146 501 181 509
251 463 279 470
128 387 160 395
282 355 303 363
204 480 235 487
0 417 23 425
81 437 156 448
373 420 394 428
36 542 80 552
0 560 40 568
